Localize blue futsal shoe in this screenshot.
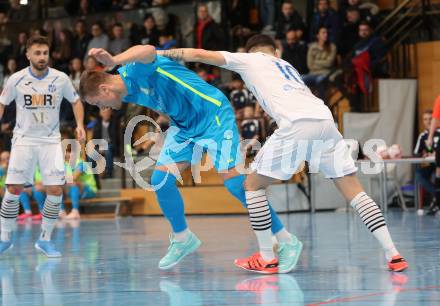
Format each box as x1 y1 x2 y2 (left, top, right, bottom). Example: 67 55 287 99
35 240 62 258
0 241 13 254
277 235 303 273
158 232 201 270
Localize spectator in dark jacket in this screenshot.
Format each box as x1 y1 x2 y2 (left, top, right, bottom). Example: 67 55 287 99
13 31 28 70
281 28 308 75
353 21 387 76
339 7 360 56
92 108 119 178
309 0 340 44
194 3 224 50
139 14 160 46
275 1 306 40
72 20 91 59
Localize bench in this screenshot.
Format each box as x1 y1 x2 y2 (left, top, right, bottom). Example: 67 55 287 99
62 195 143 217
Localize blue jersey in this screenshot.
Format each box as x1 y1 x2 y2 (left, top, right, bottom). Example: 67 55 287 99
118 56 228 134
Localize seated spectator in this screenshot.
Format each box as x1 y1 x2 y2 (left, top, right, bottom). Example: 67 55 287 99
275 0 306 40
229 76 252 120
72 20 92 59
92 108 119 178
340 0 379 24
196 66 220 87
303 27 336 99
353 21 387 77
109 23 130 55
0 102 15 151
69 58 84 92
85 22 109 60
139 14 160 46
309 0 340 44
339 7 361 57
241 106 261 158
123 0 140 10
60 149 97 220
194 3 224 50
157 32 177 50
281 28 308 75
85 56 104 72
0 151 8 199
414 110 440 212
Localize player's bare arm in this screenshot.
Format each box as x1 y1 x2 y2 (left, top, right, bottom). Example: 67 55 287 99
157 49 226 67
89 45 157 67
0 104 5 122
72 99 86 141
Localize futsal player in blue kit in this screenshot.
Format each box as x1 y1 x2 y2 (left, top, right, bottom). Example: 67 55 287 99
79 45 302 273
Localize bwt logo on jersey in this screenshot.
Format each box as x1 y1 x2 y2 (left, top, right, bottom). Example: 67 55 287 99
24 94 56 108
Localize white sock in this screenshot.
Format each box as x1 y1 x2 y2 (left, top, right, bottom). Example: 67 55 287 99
246 190 275 261
0 191 20 242
350 192 399 261
40 195 62 241
174 228 190 242
275 228 295 244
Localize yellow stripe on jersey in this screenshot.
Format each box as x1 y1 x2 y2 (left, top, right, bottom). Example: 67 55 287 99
155 67 222 107
215 115 221 126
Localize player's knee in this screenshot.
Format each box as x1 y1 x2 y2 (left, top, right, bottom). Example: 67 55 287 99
6 184 23 195
46 185 63 196
151 170 175 192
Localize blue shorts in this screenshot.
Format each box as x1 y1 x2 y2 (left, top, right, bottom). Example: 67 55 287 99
156 104 242 171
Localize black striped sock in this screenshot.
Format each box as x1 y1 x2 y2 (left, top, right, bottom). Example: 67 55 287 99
41 195 62 241
0 191 20 220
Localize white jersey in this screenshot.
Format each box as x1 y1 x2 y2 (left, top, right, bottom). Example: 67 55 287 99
0 67 79 145
220 52 333 128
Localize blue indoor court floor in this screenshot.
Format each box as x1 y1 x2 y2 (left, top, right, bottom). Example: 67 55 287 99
0 211 439 306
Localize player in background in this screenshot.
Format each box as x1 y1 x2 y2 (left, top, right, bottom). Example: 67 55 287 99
0 36 85 257
157 34 408 273
79 45 300 272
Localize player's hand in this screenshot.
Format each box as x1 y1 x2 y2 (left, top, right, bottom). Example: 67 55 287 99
88 48 116 67
76 126 86 142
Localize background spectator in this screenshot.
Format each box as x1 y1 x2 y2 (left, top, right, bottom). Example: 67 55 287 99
86 22 109 60
69 57 84 92
353 21 387 77
303 26 336 99
52 29 73 73
194 3 224 50
339 7 361 57
109 23 130 55
13 31 28 70
241 106 261 157
138 14 160 46
280 28 308 75
73 20 92 59
275 1 305 40
2 58 17 87
309 0 340 44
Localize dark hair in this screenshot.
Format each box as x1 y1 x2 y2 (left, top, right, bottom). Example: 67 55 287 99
245 34 276 52
359 20 372 29
79 71 109 100
316 26 331 53
26 35 50 50
113 22 123 29
282 0 293 5
424 109 433 115
144 13 155 22
346 6 360 13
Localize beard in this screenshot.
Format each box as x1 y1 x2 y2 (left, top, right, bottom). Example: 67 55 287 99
31 60 48 71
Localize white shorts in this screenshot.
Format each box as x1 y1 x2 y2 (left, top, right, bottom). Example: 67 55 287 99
6 143 65 186
251 119 357 180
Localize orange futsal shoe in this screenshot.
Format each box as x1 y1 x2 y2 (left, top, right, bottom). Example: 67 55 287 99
388 255 408 272
234 252 278 274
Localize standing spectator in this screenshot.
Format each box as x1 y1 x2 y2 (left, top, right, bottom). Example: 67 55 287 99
109 23 130 55
92 108 119 178
281 28 308 75
228 0 251 29
13 31 28 70
309 0 340 44
275 1 305 40
52 29 73 73
339 7 361 57
353 21 387 77
255 0 275 31
139 14 160 46
426 95 440 215
2 58 17 88
72 20 92 59
69 58 84 93
303 27 336 99
157 32 177 50
240 106 261 158
194 3 224 50
85 22 109 60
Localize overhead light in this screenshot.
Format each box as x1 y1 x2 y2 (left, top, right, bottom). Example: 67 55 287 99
20 0 29 5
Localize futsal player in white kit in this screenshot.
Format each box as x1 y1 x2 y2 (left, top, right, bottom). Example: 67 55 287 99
0 36 85 257
158 34 408 273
